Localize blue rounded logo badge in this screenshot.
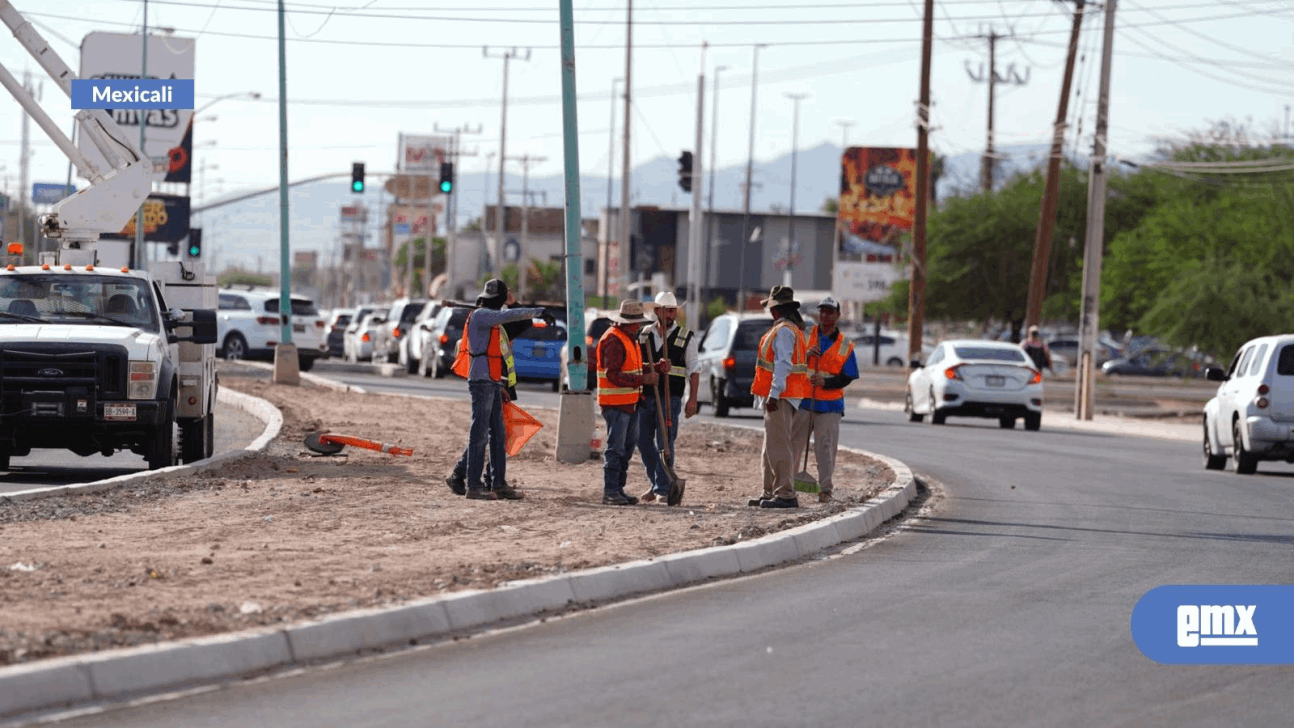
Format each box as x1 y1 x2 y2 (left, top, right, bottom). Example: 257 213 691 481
1132 585 1294 664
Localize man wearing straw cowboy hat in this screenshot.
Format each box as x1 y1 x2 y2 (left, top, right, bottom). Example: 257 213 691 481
444 278 551 501
596 299 667 506
749 285 813 509
636 290 701 503
802 295 859 503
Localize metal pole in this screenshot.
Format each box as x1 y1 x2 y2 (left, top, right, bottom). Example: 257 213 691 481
704 64 727 308
738 44 764 312
18 70 29 257
134 5 148 270
686 44 706 329
519 156 531 301
835 119 855 149
617 0 633 301
603 76 620 306
908 0 933 363
784 91 808 288
276 0 294 351
1025 0 1086 332
497 53 509 278
1076 0 1117 420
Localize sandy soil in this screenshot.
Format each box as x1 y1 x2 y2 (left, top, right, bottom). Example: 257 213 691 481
0 371 893 667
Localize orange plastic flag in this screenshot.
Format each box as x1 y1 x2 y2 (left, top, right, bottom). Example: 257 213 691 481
503 400 544 456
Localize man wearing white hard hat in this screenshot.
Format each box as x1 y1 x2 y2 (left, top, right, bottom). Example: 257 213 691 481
635 290 701 503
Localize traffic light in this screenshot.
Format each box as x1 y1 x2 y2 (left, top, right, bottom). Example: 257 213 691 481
439 162 454 194
677 151 693 193
186 228 203 258
351 162 365 193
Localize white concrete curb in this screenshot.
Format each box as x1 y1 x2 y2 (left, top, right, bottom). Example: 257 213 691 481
0 387 282 503
0 435 918 720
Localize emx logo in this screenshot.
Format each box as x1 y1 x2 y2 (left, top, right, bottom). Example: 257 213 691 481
1133 586 1294 664
1177 605 1257 647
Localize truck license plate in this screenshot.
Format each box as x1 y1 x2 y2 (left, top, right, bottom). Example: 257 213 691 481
104 404 137 421
986 375 1005 387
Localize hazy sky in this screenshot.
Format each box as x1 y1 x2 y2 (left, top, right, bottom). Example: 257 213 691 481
2 0 1293 207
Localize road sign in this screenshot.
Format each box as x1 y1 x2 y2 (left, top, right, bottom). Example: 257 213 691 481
394 223 411 236
33 183 76 205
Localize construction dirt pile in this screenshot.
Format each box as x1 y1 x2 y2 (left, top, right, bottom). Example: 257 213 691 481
0 371 894 667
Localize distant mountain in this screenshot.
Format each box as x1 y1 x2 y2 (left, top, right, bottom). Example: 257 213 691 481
199 141 1060 271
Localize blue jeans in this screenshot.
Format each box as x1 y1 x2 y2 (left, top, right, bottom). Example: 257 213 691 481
462 380 507 491
601 406 640 496
637 394 682 496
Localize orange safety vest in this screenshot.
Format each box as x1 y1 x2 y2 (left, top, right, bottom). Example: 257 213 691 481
805 325 855 402
751 319 811 399
596 326 643 407
451 311 516 384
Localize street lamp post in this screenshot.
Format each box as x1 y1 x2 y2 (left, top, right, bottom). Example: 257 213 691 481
702 64 728 308
737 44 766 313
783 91 809 287
603 76 622 305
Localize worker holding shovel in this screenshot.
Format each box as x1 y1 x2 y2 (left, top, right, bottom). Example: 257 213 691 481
636 291 700 504
800 296 860 503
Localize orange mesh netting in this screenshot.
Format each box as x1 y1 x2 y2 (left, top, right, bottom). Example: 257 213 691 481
503 401 544 456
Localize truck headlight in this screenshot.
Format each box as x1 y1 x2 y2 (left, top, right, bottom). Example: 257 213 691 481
128 361 158 400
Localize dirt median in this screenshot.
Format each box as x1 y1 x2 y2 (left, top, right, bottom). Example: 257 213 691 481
0 371 893 667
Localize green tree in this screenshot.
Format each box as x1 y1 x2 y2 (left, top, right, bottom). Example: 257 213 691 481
218 271 273 288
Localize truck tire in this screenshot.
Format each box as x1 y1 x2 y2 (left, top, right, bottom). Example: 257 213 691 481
179 413 210 464
298 356 315 371
147 400 178 470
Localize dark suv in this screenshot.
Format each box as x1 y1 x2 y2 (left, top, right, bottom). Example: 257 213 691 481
419 306 470 378
697 312 774 417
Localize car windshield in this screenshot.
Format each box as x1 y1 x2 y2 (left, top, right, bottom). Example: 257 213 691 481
0 274 159 331
953 345 1027 363
399 302 425 322
732 320 774 350
265 298 320 316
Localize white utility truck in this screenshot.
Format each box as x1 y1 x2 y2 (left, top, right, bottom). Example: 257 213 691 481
0 2 219 469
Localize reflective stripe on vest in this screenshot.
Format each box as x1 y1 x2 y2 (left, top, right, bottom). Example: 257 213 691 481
450 311 516 383
597 326 644 406
751 320 811 399
805 325 854 402
658 326 692 399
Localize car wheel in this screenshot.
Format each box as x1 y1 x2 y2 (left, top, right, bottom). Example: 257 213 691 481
1232 419 1258 474
905 390 923 423
928 388 945 425
1024 412 1041 431
298 356 315 372
179 415 208 464
1203 421 1227 470
406 352 419 374
713 378 730 418
222 333 248 361
550 379 560 392
999 417 1016 429
887 357 905 367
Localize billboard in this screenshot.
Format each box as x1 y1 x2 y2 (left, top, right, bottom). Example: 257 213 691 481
79 32 196 184
101 194 190 242
387 203 440 251
399 134 451 174
838 147 921 257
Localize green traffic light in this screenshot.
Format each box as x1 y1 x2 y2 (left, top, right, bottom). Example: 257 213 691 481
439 180 452 193
188 245 200 257
352 180 364 193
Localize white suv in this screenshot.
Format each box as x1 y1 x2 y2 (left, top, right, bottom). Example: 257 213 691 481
1203 334 1294 474
216 289 329 370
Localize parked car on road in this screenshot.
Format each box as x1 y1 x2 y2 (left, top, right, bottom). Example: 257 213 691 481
417 305 469 378
560 308 614 391
1202 335 1294 474
216 289 328 370
906 339 1043 430
696 312 775 417
512 316 565 391
852 331 934 367
344 310 387 363
340 305 378 362
1101 349 1198 378
399 300 442 374
325 308 355 358
373 298 427 364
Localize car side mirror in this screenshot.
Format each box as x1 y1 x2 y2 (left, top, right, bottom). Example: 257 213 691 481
909 359 922 370
1205 367 1227 382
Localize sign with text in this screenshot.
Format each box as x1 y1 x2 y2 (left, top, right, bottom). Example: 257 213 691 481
101 193 190 242
32 183 76 205
70 79 194 109
78 32 196 184
832 260 903 303
399 134 450 174
838 147 923 255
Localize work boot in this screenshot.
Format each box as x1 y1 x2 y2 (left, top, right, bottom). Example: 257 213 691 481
640 489 658 503
465 489 497 501
760 496 800 509
445 473 466 496
603 491 637 506
493 482 525 500
818 491 834 504
747 495 772 507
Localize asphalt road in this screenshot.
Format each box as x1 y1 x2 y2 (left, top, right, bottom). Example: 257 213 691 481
34 360 1294 726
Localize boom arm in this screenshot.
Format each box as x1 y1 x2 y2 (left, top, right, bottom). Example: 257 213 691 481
0 1 153 245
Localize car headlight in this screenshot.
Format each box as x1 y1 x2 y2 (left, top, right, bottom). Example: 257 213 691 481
128 360 158 400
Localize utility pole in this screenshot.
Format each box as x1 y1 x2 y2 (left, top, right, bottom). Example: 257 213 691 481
966 30 1029 193
686 44 707 329
603 76 621 305
506 154 547 301
908 0 934 364
484 46 530 276
1024 0 1086 334
833 119 855 149
617 0 633 301
738 44 766 312
702 64 729 307
1076 0 1117 420
783 91 809 288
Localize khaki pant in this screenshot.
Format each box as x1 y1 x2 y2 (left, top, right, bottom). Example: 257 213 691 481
762 401 812 500
806 411 842 494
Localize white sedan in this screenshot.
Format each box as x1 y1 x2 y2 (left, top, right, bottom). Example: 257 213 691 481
905 339 1044 430
1202 334 1294 475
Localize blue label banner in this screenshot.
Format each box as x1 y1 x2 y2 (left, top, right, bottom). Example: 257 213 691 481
70 79 194 110
1132 585 1294 664
32 183 76 205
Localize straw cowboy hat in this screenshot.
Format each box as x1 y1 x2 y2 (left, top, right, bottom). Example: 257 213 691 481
608 299 653 324
760 285 800 310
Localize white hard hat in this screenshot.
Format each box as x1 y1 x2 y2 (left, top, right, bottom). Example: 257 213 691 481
653 291 679 308
817 296 841 311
